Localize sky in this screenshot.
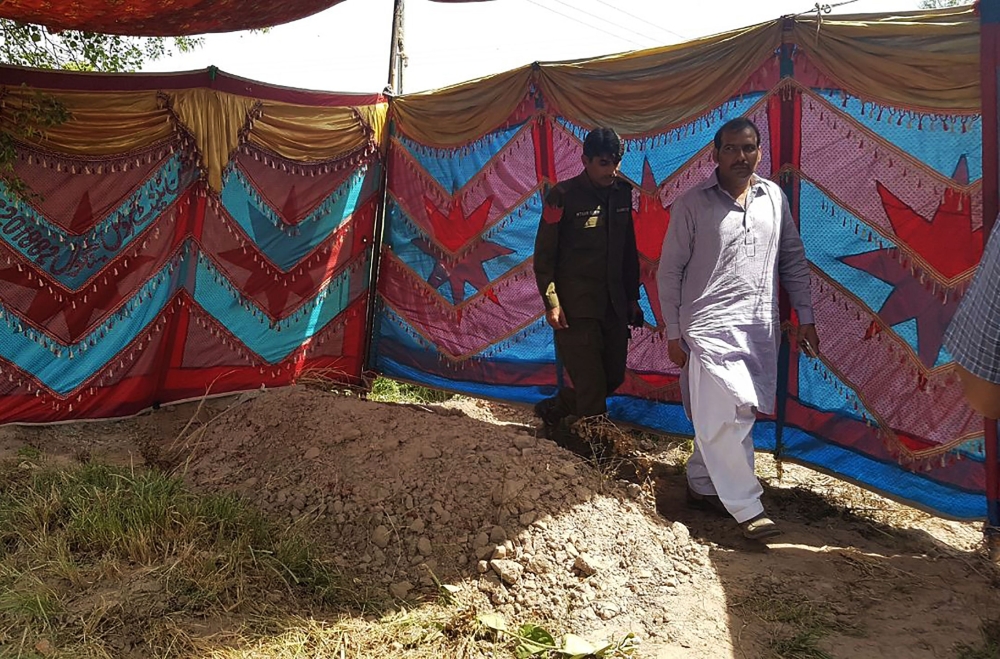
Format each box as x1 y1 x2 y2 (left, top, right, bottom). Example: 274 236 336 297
140 0 935 94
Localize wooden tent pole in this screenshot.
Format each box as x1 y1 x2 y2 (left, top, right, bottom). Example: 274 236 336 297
387 0 405 93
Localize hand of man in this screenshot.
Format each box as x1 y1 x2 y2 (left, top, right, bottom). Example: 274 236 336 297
667 338 687 368
627 301 644 328
546 306 569 330
798 323 820 358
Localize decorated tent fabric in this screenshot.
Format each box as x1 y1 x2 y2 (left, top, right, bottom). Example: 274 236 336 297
0 0 489 37
374 6 989 520
0 7 990 521
0 66 384 424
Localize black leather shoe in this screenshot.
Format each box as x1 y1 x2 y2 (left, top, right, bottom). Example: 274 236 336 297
685 485 729 516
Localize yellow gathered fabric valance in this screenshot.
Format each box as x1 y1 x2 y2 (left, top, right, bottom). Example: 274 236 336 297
393 6 981 146
164 88 259 192
392 22 781 147
536 20 782 137
392 22 781 148
1 84 387 192
391 67 534 148
391 22 781 147
791 6 980 113
0 87 175 155
0 7 983 168
249 100 387 163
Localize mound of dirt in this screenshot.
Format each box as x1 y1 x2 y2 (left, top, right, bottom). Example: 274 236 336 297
177 387 707 646
5 385 996 658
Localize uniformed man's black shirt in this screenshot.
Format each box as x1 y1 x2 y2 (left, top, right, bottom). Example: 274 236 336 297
533 172 640 321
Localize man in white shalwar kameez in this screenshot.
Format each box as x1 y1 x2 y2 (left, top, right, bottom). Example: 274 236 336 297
656 117 820 540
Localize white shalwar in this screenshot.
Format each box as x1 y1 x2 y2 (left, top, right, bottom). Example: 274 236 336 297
656 171 814 523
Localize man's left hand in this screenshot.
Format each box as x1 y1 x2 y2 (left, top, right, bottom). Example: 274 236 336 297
798 323 820 358
627 301 644 328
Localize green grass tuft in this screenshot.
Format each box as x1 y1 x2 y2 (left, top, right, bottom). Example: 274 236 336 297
368 377 454 404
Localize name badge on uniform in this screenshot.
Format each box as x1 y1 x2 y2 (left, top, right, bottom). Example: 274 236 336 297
744 230 756 257
577 205 602 229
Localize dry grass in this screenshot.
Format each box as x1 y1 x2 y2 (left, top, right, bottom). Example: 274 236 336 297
0 457 358 658
0 454 545 659
569 415 696 501
194 602 498 659
732 586 861 659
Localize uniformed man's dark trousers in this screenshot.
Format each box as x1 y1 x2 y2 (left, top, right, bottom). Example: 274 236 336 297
550 310 630 418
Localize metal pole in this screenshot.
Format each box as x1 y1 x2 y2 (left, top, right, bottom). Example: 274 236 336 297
397 0 406 94
774 20 796 469
386 0 404 92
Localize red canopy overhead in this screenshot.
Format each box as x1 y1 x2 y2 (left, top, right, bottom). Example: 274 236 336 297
0 0 491 37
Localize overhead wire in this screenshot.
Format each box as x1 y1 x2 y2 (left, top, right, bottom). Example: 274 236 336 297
537 0 669 47
522 0 652 50
585 0 689 41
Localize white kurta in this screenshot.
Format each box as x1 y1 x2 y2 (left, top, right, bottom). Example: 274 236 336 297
656 172 814 415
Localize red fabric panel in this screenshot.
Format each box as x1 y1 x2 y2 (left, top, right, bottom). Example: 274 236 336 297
0 0 348 37
0 133 376 425
0 65 384 107
0 0 486 38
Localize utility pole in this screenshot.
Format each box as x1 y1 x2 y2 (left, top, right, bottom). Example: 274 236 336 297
397 2 407 93
386 0 405 93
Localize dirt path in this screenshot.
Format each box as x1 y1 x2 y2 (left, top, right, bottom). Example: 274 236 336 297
0 386 996 659
652 456 995 658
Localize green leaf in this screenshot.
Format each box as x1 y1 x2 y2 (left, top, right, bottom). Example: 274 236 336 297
517 623 557 654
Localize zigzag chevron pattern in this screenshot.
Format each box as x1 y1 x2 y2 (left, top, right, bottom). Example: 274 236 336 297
0 138 376 420
379 95 774 364
0 238 369 392
1 49 990 520
0 154 192 290
374 59 989 520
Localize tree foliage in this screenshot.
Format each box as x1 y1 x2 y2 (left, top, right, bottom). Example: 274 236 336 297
1 19 202 72
1 20 203 198
0 90 71 198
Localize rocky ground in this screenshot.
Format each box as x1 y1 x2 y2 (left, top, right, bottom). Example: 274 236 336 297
1 385 997 658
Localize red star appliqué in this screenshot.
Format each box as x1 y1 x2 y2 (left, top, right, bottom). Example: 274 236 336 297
422 196 494 253
412 238 512 305
876 159 981 281
414 195 512 304
216 251 325 319
632 159 671 326
0 254 156 343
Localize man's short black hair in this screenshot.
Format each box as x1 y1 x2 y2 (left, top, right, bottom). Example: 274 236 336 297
583 127 624 162
713 117 761 150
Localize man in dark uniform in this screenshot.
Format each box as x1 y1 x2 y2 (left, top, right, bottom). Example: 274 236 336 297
533 127 643 440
